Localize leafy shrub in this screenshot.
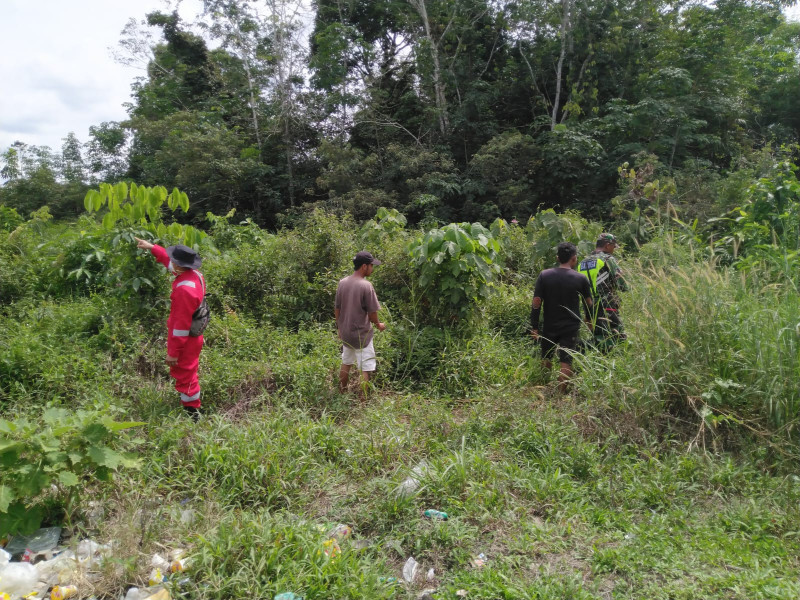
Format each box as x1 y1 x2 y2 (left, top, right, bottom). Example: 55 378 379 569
81 182 212 297
0 405 142 535
0 298 130 402
410 222 502 322
212 209 356 327
481 282 533 338
525 209 601 272
0 205 23 232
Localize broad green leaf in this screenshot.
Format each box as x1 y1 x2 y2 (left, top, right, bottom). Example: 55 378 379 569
17 469 50 497
102 212 115 230
132 277 141 292
104 421 146 432
57 471 80 487
45 451 69 465
43 408 68 425
115 181 128 201
0 484 13 513
93 193 102 212
455 228 474 252
88 446 125 469
180 192 190 213
1 501 44 537
84 190 95 212
443 240 459 257
83 423 109 444
0 439 22 453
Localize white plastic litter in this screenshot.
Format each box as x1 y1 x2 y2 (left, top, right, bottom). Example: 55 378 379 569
34 551 79 587
150 554 170 571
402 557 419 583
0 549 10 566
0 561 38 600
124 587 143 600
397 461 428 497
426 568 435 581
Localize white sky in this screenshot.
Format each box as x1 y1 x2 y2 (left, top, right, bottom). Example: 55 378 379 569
0 0 205 152
0 1 798 154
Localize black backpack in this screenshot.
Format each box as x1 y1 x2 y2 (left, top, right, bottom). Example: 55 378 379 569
189 271 210 337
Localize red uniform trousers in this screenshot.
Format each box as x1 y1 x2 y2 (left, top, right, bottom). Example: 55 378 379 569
171 336 203 408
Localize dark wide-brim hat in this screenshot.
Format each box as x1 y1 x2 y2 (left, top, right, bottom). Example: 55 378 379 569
166 244 203 269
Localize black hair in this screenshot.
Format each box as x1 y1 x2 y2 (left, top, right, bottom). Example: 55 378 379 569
557 241 577 264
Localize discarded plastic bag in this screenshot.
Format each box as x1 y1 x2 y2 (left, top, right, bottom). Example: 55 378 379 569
326 524 352 541
471 553 487 568
150 554 170 571
402 557 419 583
0 561 37 600
34 552 78 586
397 462 428 497
4 528 61 560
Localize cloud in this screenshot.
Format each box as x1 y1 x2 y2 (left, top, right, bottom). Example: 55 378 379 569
0 0 204 150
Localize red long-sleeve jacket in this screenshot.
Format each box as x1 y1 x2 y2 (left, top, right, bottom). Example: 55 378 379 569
150 245 206 357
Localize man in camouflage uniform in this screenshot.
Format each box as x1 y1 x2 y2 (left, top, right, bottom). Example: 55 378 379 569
578 233 628 351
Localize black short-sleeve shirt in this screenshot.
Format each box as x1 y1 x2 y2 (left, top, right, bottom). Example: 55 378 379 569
533 267 592 335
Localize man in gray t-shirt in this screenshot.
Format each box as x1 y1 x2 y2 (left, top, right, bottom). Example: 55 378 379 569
335 251 385 396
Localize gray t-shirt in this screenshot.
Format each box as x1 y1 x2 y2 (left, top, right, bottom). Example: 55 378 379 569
335 274 381 349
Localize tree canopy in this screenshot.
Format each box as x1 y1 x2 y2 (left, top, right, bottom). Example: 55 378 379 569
2 0 799 228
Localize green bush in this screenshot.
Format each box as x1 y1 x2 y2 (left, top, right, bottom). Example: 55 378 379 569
0 404 142 535
410 222 502 323
211 209 356 327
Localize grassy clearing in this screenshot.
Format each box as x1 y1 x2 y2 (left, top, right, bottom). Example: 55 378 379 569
86 391 800 599
3 221 800 599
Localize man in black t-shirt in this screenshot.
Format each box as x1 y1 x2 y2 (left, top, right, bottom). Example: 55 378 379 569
531 242 593 391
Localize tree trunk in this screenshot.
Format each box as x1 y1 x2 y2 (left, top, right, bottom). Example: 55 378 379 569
551 0 572 130
408 0 450 138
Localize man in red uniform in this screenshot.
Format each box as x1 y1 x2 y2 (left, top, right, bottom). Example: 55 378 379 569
135 237 206 420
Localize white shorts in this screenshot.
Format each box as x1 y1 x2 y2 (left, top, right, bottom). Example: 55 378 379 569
341 341 377 372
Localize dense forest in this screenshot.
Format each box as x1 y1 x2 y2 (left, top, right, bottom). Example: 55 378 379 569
2 0 799 230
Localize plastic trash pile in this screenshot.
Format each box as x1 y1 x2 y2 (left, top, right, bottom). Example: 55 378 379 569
0 527 191 600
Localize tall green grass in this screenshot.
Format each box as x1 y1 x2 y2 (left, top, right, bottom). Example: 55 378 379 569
573 256 800 445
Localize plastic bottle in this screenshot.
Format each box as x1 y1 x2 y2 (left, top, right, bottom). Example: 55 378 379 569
148 568 166 586
423 509 449 520
169 558 189 573
51 585 78 600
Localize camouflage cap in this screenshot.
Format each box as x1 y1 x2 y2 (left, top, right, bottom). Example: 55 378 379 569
597 232 618 245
